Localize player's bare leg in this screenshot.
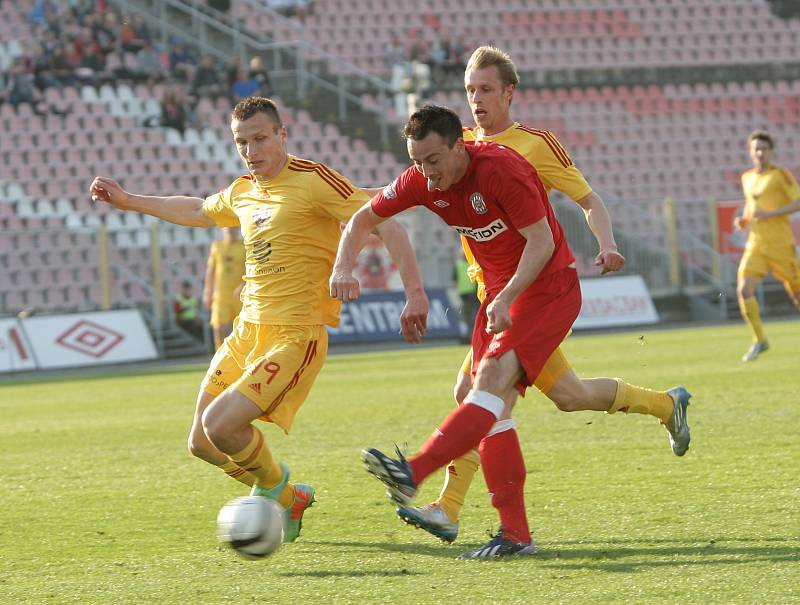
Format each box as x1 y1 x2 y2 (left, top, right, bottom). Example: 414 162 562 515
545 371 618 412
549 369 691 456
203 389 314 542
738 274 769 361
188 389 256 486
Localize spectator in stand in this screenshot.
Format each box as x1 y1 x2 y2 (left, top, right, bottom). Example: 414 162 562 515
169 39 198 83
190 55 226 101
70 0 95 22
385 33 412 119
41 29 60 57
159 85 191 134
5 58 37 107
248 56 272 97
88 12 118 58
135 40 167 83
443 35 468 81
430 38 448 86
384 32 407 69
77 39 107 86
119 14 151 54
225 56 241 91
48 43 75 87
31 42 56 89
230 67 261 103
408 41 432 110
28 0 61 32
174 280 203 340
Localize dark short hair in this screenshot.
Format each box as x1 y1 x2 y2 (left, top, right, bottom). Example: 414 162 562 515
403 105 463 147
748 129 774 149
231 96 283 128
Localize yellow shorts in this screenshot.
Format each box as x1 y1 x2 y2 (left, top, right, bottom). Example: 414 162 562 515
210 300 243 327
459 345 571 394
201 318 328 433
738 244 800 291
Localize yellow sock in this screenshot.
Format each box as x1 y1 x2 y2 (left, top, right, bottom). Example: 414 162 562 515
739 297 766 343
218 460 256 487
436 449 480 522
230 427 294 507
608 379 674 423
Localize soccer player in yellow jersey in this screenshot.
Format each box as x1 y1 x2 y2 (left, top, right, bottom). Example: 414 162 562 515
735 130 800 362
396 46 691 543
89 96 428 544
204 227 246 350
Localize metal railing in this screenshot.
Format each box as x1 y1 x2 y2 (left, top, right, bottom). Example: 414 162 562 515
110 0 397 145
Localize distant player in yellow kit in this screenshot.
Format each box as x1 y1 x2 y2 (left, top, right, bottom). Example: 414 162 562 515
204 227 246 350
735 130 800 362
89 97 427 545
396 46 691 543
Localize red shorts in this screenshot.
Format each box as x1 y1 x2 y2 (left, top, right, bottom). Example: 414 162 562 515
471 268 581 394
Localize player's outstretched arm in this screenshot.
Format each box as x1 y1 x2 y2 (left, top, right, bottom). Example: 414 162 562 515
374 218 429 344
89 176 215 228
330 202 385 303
575 190 625 275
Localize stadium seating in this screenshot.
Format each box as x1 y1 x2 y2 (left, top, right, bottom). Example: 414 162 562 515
235 0 800 76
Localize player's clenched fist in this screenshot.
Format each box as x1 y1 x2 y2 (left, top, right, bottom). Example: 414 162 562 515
594 248 626 275
485 297 512 334
329 271 361 303
89 176 129 209
398 291 429 344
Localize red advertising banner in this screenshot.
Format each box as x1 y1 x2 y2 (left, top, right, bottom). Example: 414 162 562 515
716 200 747 256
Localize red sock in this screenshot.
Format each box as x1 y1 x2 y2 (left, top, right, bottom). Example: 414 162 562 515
409 403 496 485
479 428 531 544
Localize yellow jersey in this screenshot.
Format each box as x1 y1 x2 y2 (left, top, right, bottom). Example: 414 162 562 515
461 123 593 299
202 155 368 326
741 164 800 250
208 239 246 305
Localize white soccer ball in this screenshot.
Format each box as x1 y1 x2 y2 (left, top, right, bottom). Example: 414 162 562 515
217 496 284 559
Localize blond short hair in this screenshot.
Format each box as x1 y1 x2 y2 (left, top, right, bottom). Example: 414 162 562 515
465 46 520 88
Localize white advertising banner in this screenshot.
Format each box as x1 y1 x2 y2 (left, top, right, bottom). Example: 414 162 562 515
21 310 158 369
0 319 38 373
574 275 659 329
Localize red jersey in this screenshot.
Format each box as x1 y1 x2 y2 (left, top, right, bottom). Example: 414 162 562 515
371 141 575 298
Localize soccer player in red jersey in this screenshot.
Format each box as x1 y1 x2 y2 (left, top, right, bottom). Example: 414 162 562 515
330 105 691 558
395 46 689 546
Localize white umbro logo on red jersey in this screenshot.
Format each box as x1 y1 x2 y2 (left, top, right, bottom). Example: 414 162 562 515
433 199 449 208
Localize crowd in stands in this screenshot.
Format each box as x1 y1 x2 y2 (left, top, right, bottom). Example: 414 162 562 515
384 29 471 119
0 0 273 131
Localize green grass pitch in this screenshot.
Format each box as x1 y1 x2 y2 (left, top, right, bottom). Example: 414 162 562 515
1 322 798 604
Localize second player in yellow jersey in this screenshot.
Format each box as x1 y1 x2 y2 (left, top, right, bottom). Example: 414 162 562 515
205 227 246 350
735 130 800 362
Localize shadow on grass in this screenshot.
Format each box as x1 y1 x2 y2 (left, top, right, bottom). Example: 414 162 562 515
532 536 800 572
305 539 462 559
279 569 423 578
300 537 800 572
